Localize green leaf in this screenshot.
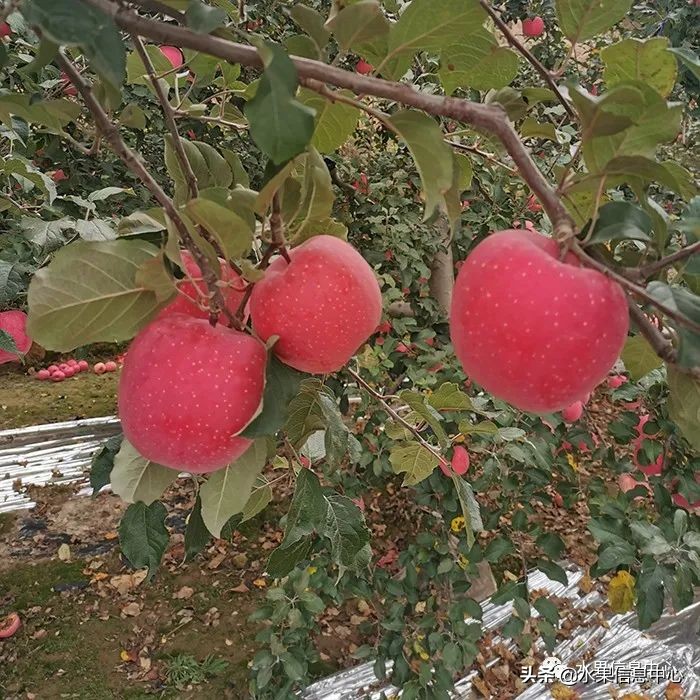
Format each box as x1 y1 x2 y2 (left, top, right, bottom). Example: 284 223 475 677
317 394 362 468
20 216 73 252
439 31 519 94
428 382 473 411
184 494 211 562
241 476 273 523
621 335 663 381
199 440 268 537
118 501 169 580
185 0 227 33
110 439 178 505
555 0 632 44
400 390 448 446
0 330 20 358
325 0 389 53
242 356 307 438
184 197 253 259
126 45 176 87
536 532 566 560
520 118 558 142
119 103 147 130
668 47 700 81
24 0 126 89
298 89 360 154
289 4 329 52
536 559 568 586
90 434 123 496
533 597 560 626
323 491 371 574
667 367 700 451
280 468 327 546
285 379 327 446
636 565 664 629
596 155 695 198
601 37 677 98
381 0 485 79
27 239 164 352
458 420 498 436
268 538 313 578
587 201 652 243
75 219 117 242
245 42 316 165
387 110 453 220
389 442 440 486
452 477 483 547
483 536 513 562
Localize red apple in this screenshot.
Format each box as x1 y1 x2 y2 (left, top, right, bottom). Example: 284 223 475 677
67 358 79 367
60 72 78 97
440 445 470 477
376 321 392 335
78 360 89 372
63 366 76 378
94 362 106 375
250 235 382 373
607 374 627 389
118 314 266 472
51 371 65 382
159 44 185 70
59 363 70 372
561 401 583 423
0 613 20 639
51 169 68 183
0 22 11 38
47 364 59 373
356 59 373 75
526 195 543 213
522 16 545 37
158 250 247 325
450 229 628 413
0 310 32 364
104 360 118 372
36 369 50 380
396 342 410 354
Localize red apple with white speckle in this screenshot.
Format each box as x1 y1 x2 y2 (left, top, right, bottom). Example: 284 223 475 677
0 310 32 364
250 235 382 373
450 229 628 413
118 314 266 472
522 16 545 37
158 250 247 325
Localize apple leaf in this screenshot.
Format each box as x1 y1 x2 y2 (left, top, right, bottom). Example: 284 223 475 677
119 103 147 130
285 379 328 446
27 239 164 351
24 0 126 89
0 330 20 358
554 0 632 44
428 382 473 412
118 501 169 581
184 494 211 562
621 335 663 381
520 118 559 142
390 442 440 486
199 440 268 537
601 37 677 98
381 0 485 78
400 390 449 447
325 0 389 53
267 538 313 578
667 367 700 451
298 89 360 154
317 393 362 467
185 0 227 33
241 476 273 523
289 4 329 52
242 356 308 438
452 476 483 547
110 439 178 505
439 31 519 94
586 201 652 243
668 47 700 82
90 433 123 496
245 41 316 165
185 197 253 259
126 45 176 87
387 110 453 221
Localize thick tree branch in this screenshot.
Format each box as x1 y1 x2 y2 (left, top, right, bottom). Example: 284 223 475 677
132 35 198 200
478 0 576 121
79 0 573 238
55 51 237 328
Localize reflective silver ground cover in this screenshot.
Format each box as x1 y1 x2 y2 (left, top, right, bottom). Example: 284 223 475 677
1 419 698 698
0 416 121 513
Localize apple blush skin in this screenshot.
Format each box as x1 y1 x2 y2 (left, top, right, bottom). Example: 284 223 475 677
118 314 266 473
0 310 32 364
450 229 629 414
250 235 383 374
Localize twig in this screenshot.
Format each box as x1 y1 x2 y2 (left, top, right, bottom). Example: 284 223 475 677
348 368 445 464
270 192 291 263
446 139 517 175
573 241 700 335
78 0 574 238
636 240 700 279
627 301 677 364
132 35 199 200
129 0 184 22
478 0 576 121
55 51 232 327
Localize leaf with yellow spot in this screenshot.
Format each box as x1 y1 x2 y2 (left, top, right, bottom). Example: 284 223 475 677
252 577 268 589
608 570 635 613
566 453 578 470
457 554 469 570
451 516 466 533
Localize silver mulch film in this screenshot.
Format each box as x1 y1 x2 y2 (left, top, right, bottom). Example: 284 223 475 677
1 418 698 697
